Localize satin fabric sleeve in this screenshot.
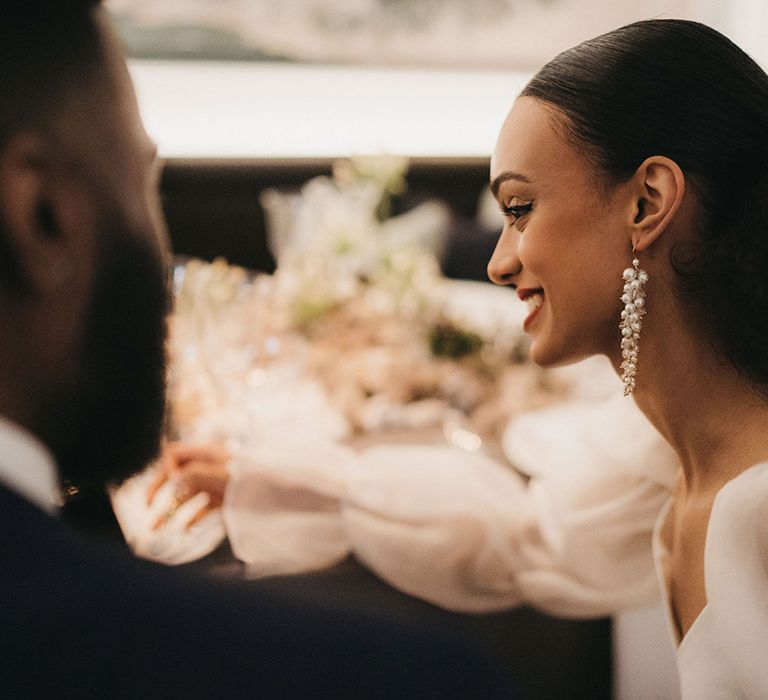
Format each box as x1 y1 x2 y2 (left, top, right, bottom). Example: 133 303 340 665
224 393 679 616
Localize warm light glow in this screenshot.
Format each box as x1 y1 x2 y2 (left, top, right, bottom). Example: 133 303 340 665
129 61 530 159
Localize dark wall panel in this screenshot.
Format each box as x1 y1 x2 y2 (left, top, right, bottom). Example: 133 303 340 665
160 157 494 277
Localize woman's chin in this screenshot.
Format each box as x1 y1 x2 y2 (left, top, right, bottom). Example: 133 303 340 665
528 337 592 369
527 338 560 368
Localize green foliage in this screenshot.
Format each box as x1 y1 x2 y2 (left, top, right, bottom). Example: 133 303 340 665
429 322 484 359
290 297 338 330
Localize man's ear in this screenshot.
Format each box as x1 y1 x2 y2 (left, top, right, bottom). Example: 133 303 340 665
0 132 92 294
627 156 686 253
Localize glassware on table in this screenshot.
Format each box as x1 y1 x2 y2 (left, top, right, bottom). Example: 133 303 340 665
167 258 297 453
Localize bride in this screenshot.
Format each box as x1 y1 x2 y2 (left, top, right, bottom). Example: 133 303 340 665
485 17 768 697
151 19 768 697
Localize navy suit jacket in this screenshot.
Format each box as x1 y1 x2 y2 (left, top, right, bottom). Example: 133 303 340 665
0 485 515 699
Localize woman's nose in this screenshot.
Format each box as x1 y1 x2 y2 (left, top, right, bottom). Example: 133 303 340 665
487 239 521 287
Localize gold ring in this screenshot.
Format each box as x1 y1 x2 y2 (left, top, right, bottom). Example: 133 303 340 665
165 494 181 520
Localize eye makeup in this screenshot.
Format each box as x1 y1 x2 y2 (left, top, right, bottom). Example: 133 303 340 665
499 201 533 224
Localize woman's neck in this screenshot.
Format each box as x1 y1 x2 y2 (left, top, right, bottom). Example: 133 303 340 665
626 310 768 499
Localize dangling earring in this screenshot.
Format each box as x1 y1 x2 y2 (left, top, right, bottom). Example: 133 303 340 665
619 250 648 396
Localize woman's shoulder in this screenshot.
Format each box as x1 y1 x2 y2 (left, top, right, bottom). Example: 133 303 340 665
711 462 768 535
707 462 768 568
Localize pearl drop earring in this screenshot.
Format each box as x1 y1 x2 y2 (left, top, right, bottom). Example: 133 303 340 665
619 252 648 396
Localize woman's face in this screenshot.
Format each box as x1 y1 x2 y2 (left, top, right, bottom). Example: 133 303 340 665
488 96 631 368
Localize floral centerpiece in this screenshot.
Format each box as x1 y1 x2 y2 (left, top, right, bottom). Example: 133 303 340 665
169 156 568 448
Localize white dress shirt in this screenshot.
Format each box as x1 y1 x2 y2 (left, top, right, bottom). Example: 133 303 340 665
0 414 60 514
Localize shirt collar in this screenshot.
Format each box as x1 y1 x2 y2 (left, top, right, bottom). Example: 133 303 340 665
0 414 61 515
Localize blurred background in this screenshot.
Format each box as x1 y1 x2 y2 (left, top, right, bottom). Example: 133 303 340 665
104 4 767 698
110 0 766 159
105 0 768 276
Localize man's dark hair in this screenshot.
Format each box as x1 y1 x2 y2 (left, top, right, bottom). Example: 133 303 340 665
0 1 105 143
0 1 105 290
522 19 768 391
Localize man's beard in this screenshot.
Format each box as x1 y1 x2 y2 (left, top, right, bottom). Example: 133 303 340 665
47 211 170 497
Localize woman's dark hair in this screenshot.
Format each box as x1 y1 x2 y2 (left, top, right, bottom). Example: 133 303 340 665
522 19 768 390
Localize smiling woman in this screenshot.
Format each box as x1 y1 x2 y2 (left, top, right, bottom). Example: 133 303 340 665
488 96 634 368
487 18 768 698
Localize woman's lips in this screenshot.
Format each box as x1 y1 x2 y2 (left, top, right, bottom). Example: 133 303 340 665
518 289 544 332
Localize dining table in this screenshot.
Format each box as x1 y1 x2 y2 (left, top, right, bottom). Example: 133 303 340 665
191 539 612 699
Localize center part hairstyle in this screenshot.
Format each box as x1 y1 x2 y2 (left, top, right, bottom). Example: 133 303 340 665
522 19 768 390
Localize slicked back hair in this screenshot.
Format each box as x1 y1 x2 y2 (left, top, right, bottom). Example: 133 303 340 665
523 20 768 391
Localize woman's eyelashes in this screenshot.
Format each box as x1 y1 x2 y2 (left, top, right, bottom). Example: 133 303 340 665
500 201 533 227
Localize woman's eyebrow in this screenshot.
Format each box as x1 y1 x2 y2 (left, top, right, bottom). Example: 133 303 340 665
490 171 532 197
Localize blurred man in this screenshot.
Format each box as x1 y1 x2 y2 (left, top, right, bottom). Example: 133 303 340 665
0 2 514 697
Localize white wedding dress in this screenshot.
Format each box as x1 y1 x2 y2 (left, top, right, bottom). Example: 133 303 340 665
221 391 768 697
653 463 768 698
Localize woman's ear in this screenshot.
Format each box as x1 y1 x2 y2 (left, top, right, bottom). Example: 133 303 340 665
628 156 686 253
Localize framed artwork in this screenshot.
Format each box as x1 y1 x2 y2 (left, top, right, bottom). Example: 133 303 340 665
109 0 692 69
111 1 764 158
